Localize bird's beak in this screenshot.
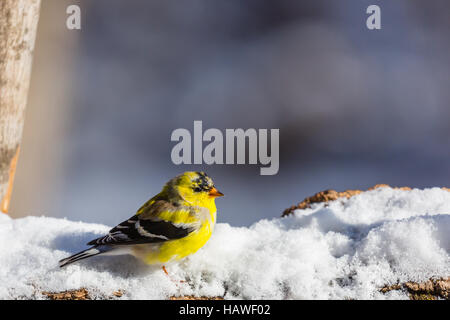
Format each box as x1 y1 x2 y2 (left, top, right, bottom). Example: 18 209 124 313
209 187 224 198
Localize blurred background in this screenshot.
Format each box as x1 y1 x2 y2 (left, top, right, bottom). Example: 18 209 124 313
9 0 450 226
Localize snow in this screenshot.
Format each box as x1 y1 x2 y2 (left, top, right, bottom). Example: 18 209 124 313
0 187 449 299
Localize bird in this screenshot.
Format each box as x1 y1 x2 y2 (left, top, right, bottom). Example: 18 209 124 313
59 171 223 274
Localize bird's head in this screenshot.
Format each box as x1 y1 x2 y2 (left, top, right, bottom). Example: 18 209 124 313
166 171 224 206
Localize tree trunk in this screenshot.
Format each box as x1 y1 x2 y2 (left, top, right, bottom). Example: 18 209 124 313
0 0 41 214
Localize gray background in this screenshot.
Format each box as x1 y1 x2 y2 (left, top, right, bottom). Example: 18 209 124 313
11 0 450 226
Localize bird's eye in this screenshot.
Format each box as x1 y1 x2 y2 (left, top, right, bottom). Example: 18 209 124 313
193 187 202 192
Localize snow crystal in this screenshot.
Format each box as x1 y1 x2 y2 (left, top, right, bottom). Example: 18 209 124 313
0 187 449 299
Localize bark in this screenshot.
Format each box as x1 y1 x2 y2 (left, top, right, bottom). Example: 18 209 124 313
0 0 41 213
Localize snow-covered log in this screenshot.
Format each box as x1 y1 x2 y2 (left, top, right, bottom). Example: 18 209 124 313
0 186 449 299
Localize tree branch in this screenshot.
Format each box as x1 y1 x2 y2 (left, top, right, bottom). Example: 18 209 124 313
0 0 41 213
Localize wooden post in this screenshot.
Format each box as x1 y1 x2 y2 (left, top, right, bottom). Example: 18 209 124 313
0 0 41 213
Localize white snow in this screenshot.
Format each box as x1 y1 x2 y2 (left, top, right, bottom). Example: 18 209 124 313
0 187 449 299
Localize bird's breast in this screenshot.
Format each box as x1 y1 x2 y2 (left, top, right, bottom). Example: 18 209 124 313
135 209 216 265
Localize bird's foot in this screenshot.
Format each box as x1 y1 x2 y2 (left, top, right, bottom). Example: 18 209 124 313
162 265 186 285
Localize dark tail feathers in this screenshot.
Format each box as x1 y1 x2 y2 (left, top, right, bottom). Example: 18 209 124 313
59 247 102 268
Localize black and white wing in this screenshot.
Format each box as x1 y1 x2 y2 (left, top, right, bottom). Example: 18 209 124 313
87 215 196 246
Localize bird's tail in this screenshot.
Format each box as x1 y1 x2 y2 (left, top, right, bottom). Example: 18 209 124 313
59 246 103 268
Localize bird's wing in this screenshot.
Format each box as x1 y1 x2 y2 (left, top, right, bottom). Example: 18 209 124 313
87 199 200 246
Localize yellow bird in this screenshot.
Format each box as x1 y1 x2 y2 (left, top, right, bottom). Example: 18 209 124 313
59 171 223 274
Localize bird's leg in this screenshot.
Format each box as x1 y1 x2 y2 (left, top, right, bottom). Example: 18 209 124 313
161 265 186 284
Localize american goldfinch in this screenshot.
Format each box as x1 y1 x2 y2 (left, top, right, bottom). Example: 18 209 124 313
59 171 223 269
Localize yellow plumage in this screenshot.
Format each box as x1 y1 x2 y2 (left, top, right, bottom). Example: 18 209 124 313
59 171 223 268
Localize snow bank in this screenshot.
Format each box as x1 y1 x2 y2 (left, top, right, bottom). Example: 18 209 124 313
0 187 449 299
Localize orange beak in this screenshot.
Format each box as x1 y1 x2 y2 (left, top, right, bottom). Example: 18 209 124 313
208 187 224 198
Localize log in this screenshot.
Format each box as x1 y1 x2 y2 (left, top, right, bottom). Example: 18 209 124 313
0 0 41 213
